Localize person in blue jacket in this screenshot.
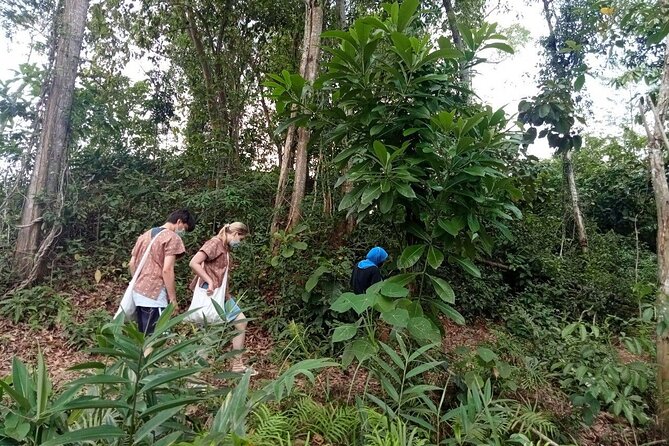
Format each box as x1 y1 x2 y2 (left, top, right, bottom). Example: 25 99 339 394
350 247 389 294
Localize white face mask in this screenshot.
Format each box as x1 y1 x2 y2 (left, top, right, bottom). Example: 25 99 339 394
175 226 185 237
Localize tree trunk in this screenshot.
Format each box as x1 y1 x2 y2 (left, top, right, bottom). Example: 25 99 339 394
562 149 588 252
270 123 297 237
639 32 669 436
441 0 470 86
337 0 346 28
285 0 323 232
14 0 89 281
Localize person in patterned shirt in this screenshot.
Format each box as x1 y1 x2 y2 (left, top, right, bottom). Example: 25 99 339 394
129 209 196 335
189 222 255 374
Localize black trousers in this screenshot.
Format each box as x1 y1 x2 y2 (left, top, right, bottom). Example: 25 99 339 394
136 306 164 335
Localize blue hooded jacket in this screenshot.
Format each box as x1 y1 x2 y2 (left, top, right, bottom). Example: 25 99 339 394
358 246 389 269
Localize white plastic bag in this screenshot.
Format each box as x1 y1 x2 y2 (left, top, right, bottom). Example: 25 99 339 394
115 230 163 321
183 256 230 325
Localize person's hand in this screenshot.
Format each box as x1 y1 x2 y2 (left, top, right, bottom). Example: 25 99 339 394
169 298 179 313
205 277 217 296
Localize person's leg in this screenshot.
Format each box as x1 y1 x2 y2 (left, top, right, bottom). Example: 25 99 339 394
137 307 161 335
229 311 256 374
136 306 149 333
144 307 163 335
231 311 247 351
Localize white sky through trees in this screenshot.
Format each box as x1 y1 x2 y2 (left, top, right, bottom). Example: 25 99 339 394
0 1 640 160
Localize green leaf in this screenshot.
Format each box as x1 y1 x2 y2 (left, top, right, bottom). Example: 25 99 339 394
380 282 409 298
379 192 394 213
397 244 426 269
361 183 382 205
134 406 183 443
351 293 376 314
396 183 416 199
292 241 308 250
427 246 444 269
407 317 441 342
330 292 357 313
36 351 50 418
381 308 410 328
139 368 201 394
373 140 389 166
406 360 446 379
40 427 126 446
333 324 358 343
350 339 376 362
538 104 551 118
429 275 455 304
467 214 480 233
648 21 669 45
385 273 417 287
476 347 498 363
306 265 329 292
142 396 204 418
438 217 465 236
432 301 465 325
574 73 585 91
397 0 419 31
453 257 481 278
482 42 514 54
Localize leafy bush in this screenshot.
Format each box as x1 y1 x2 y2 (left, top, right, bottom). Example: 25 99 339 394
0 286 71 328
63 308 111 349
553 320 654 426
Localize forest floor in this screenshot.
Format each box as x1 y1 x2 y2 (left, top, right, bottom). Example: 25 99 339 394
0 281 651 445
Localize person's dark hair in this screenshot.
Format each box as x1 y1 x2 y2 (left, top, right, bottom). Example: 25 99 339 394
166 209 196 232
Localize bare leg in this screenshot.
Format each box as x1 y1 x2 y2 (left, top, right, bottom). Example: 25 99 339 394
232 312 247 351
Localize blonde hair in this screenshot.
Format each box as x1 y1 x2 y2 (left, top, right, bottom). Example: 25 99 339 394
217 222 249 240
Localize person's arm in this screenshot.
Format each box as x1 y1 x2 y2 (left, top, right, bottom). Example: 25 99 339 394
162 255 179 311
129 256 137 276
189 251 216 295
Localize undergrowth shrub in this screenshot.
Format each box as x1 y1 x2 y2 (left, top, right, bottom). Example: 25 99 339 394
0 286 71 328
64 308 111 348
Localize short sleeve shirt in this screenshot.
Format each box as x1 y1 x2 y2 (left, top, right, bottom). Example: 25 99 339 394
131 228 186 299
189 238 230 290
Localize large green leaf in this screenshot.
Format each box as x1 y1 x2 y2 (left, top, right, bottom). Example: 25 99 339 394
40 427 125 446
429 275 455 304
134 406 183 444
397 244 426 269
395 182 417 199
453 256 481 278
407 317 441 342
438 217 465 236
373 140 389 166
139 368 201 394
36 351 50 418
385 273 417 287
427 246 444 269
380 282 409 298
432 301 465 325
330 292 357 313
350 339 377 362
305 265 329 292
351 293 376 314
397 0 419 32
332 324 358 343
381 308 410 328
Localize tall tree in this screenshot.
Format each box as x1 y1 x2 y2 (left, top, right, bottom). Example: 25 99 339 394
639 30 669 439
270 0 323 237
519 0 596 253
14 0 89 282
